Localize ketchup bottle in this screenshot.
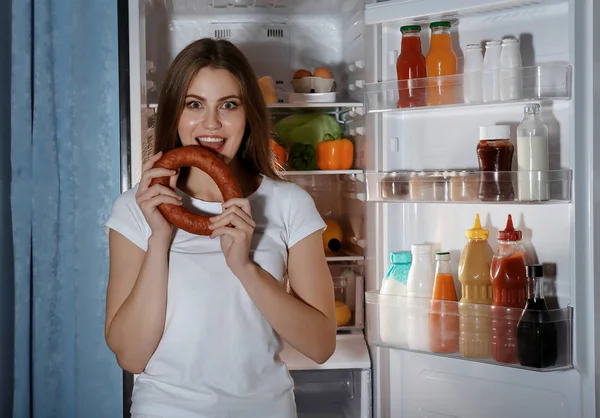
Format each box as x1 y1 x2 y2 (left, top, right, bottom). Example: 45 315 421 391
490 214 527 363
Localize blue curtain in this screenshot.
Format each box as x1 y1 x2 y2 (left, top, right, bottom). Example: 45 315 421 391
10 0 123 416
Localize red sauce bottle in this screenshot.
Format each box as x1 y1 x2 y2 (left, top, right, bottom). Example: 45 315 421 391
397 25 427 108
490 214 527 364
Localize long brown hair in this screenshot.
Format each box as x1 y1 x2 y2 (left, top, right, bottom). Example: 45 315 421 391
153 38 279 179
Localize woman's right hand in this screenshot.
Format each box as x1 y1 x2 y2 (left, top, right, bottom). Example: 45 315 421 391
135 151 182 240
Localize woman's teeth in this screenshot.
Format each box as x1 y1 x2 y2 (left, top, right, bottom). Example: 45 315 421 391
196 137 224 143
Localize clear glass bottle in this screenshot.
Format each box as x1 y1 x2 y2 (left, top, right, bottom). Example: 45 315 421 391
516 264 558 368
516 103 550 201
430 251 459 353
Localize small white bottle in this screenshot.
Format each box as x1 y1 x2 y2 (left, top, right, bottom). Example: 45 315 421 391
463 44 483 104
500 37 523 101
482 40 502 103
516 104 549 201
407 243 435 351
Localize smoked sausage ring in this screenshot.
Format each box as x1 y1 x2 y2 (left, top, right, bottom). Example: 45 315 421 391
149 145 243 236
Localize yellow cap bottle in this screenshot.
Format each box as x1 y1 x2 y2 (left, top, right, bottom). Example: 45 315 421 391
466 213 489 240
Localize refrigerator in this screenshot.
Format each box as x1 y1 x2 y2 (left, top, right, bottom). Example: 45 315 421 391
116 0 599 417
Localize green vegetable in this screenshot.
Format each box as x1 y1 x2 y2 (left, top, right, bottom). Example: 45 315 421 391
289 143 317 171
273 113 343 150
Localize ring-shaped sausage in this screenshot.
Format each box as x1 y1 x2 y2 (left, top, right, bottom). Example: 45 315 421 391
149 145 243 235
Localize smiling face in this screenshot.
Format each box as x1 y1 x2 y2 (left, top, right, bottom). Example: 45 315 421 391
177 67 247 162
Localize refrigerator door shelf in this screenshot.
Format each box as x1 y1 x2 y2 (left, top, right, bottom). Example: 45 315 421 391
365 290 573 372
365 64 572 114
280 333 372 371
365 169 572 204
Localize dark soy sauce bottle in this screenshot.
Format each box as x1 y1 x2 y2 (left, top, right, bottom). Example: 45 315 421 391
516 264 558 368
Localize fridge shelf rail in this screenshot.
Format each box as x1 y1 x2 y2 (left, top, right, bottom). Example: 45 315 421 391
365 291 573 372
364 0 565 25
364 64 572 114
365 169 572 204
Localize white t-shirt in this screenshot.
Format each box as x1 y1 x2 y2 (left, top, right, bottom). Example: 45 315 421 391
104 176 326 418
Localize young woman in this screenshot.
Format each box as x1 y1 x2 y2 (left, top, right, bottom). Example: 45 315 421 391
104 38 336 418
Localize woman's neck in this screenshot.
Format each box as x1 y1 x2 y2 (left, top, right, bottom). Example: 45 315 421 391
177 158 261 202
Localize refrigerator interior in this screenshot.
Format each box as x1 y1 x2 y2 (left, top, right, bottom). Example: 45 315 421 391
125 0 374 417
363 0 595 417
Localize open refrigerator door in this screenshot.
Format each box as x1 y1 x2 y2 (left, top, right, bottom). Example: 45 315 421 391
118 0 600 417
362 0 598 417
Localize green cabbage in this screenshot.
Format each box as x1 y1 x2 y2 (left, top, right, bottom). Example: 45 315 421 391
273 113 342 150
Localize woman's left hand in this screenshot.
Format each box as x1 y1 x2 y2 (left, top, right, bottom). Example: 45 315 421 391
209 198 255 276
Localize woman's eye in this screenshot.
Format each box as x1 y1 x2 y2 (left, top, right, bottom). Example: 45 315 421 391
187 101 202 109
221 101 238 110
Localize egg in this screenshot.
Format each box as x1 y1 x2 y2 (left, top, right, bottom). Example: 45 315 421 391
314 67 334 79
293 69 312 79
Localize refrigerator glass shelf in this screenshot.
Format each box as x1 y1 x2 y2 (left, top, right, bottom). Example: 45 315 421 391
365 169 572 204
365 290 573 372
365 64 572 114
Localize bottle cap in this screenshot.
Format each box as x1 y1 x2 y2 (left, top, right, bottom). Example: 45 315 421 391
401 25 421 32
485 40 502 46
524 103 541 114
479 125 510 140
466 44 482 50
411 243 432 254
502 37 519 44
526 264 544 278
466 213 489 240
390 251 411 264
435 251 451 261
430 21 451 29
498 214 523 241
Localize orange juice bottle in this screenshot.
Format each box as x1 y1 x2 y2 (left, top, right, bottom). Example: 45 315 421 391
426 21 457 106
429 251 459 353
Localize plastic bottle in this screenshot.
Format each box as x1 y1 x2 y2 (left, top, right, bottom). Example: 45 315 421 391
482 40 502 103
516 264 558 369
429 251 459 353
516 103 550 201
458 213 493 358
463 44 484 104
490 214 528 364
426 21 457 106
396 25 427 108
379 251 412 347
407 244 435 351
499 37 523 101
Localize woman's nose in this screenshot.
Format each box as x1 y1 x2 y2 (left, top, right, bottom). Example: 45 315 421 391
202 108 222 131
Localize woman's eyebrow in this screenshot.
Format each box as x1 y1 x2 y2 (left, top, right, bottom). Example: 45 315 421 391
185 94 241 101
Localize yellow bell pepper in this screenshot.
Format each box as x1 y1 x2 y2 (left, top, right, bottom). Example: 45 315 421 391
316 134 354 170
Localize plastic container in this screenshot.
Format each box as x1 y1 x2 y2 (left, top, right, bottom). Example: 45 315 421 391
430 251 459 353
490 214 528 364
499 37 523 101
291 77 335 93
458 214 494 358
379 251 412 346
482 40 502 102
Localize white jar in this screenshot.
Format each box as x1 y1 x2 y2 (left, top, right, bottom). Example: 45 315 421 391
463 44 483 104
482 40 502 103
407 243 435 351
500 38 523 101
